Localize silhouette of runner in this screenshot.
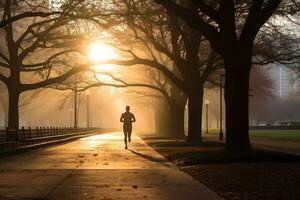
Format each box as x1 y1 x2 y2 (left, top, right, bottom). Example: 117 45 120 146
120 105 136 149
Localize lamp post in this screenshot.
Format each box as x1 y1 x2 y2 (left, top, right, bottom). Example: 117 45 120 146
205 99 210 134
74 75 78 129
68 108 73 127
86 90 90 128
219 74 224 141
249 89 254 127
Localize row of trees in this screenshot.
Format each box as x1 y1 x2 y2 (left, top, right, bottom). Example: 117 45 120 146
152 0 300 151
97 0 300 151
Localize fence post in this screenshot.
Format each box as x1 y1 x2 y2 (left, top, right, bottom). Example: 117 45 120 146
36 127 39 138
5 127 8 142
15 126 19 141
28 127 31 139
21 126 25 141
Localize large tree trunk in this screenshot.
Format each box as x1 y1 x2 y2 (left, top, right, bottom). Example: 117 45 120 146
187 88 203 143
0 93 8 127
3 102 8 127
8 88 20 129
168 99 185 138
224 55 252 152
154 101 169 135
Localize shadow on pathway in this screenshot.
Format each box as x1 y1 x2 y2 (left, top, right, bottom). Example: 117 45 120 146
128 149 170 167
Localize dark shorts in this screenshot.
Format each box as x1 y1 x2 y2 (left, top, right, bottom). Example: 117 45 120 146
123 124 132 134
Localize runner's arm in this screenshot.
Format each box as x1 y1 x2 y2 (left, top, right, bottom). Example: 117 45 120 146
131 114 136 123
120 114 124 122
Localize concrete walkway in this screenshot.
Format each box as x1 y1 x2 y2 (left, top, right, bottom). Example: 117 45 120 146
0 132 220 200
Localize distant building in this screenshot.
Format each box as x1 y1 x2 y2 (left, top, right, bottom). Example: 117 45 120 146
267 65 298 98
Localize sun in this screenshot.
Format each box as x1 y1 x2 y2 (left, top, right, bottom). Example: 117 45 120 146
88 43 117 63
88 42 120 82
88 43 118 72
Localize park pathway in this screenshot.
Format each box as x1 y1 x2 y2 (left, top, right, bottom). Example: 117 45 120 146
0 132 220 200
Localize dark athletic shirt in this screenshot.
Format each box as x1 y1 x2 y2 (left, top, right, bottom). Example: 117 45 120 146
120 112 135 125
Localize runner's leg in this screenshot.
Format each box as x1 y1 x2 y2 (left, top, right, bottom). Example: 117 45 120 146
128 125 132 142
123 126 128 149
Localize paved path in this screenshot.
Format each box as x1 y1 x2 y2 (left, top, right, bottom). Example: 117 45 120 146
0 132 220 200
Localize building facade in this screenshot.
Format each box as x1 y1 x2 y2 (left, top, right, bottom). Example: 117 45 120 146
267 65 298 98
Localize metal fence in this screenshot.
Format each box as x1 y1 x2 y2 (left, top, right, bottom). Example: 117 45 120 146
0 127 98 150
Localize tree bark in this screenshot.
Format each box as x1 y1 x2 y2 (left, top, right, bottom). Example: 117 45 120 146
168 99 185 138
0 92 8 127
8 88 20 129
224 55 252 152
187 88 203 142
154 101 169 135
3 101 8 127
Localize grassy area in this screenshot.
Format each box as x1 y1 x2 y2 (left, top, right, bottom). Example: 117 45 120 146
205 129 300 142
250 130 300 142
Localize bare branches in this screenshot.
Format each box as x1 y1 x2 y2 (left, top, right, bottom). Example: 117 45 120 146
0 0 115 97
93 56 187 91
241 0 282 46
0 52 9 64
0 73 8 84
155 0 221 51
21 65 88 91
21 50 80 71
48 70 164 97
191 0 221 24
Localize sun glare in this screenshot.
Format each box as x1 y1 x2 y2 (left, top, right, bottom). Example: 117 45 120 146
88 43 117 63
88 43 119 74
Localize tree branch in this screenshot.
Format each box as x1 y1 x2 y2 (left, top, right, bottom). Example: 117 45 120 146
155 0 221 51
0 73 8 84
191 0 221 24
21 65 88 91
241 0 282 45
93 57 187 92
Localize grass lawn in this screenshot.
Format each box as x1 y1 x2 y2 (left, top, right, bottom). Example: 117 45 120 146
250 130 300 142
206 129 300 142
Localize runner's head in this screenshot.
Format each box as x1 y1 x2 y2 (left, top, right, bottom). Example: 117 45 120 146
126 105 130 111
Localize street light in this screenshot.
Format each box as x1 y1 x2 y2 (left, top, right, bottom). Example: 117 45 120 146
74 75 78 129
219 74 225 141
205 99 210 134
68 108 73 127
86 90 90 129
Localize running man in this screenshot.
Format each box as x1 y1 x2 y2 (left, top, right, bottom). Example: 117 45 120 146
120 105 136 149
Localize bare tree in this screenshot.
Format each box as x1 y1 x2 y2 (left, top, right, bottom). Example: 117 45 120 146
155 0 300 151
97 0 223 141
249 66 275 99
0 0 104 129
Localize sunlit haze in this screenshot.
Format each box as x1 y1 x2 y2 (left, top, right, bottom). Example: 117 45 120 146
87 42 121 82
88 43 118 64
1 1 300 200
